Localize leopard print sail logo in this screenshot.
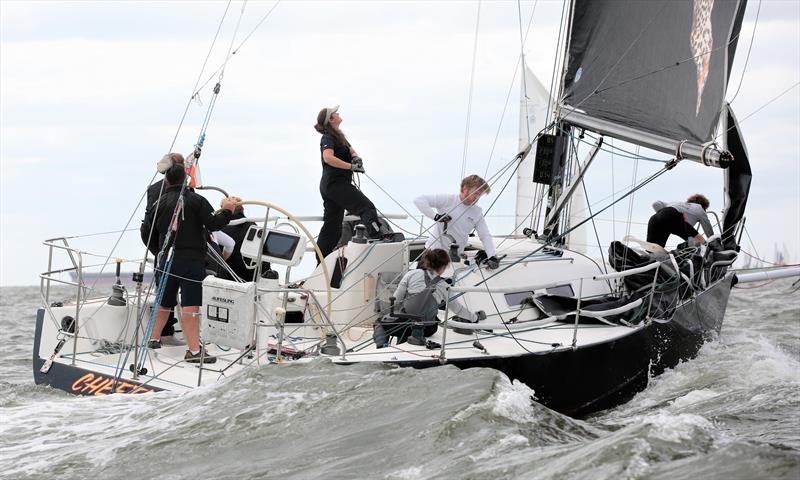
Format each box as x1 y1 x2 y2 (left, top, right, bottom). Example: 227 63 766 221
691 0 714 116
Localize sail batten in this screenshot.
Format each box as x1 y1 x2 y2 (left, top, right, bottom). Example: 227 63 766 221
559 0 747 162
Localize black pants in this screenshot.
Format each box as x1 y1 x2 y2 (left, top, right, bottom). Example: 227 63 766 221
646 207 699 247
317 179 379 262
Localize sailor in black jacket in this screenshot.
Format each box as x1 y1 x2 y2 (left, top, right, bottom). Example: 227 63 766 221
313 105 383 264
145 164 235 363
141 152 185 256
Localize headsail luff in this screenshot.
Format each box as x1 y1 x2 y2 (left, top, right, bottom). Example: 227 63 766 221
514 62 553 235
721 103 751 249
558 0 747 165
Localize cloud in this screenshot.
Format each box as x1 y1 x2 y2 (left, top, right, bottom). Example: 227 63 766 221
1 0 798 285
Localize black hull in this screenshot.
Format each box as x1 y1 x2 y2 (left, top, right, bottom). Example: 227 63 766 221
395 274 735 417
32 309 162 395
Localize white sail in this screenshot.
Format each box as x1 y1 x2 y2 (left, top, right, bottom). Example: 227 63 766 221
565 179 588 254
514 62 552 235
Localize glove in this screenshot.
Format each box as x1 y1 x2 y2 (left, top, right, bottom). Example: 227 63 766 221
475 310 487 322
434 213 452 223
474 249 487 264
485 256 500 270
350 157 365 173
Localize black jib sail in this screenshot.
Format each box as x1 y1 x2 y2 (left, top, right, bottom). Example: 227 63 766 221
721 104 751 249
559 0 747 164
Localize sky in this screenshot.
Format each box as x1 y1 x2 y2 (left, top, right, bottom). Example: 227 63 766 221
1 0 798 286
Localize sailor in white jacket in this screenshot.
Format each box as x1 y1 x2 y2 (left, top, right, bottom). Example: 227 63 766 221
414 174 499 269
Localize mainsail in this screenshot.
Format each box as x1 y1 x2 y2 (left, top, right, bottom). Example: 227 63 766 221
559 0 747 165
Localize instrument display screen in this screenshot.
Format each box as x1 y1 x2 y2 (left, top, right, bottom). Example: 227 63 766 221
263 231 301 261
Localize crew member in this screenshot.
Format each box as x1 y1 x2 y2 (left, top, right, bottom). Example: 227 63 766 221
394 248 486 326
647 193 714 248
314 105 382 263
413 175 499 269
145 164 236 363
142 152 185 255
376 249 486 346
220 197 261 281
140 152 185 345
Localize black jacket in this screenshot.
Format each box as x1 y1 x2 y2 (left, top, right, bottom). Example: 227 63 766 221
221 211 257 281
140 180 167 255
144 184 232 261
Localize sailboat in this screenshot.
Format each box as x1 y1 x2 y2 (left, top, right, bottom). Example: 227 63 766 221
32 0 800 416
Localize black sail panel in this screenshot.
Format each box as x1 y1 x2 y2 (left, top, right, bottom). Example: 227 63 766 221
722 105 751 249
562 0 746 145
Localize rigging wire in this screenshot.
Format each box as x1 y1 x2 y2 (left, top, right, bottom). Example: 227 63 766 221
191 0 282 99
463 161 674 294
727 0 762 104
316 152 526 321
517 0 532 144
173 0 234 150
475 264 539 355
545 0 569 126
568 137 609 274
624 149 640 241
76 1 239 315
732 81 800 127
579 133 668 162
460 0 482 180
133 1 253 372
611 137 616 240
482 1 538 178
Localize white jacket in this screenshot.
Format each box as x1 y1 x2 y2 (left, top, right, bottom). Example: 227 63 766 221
414 193 496 257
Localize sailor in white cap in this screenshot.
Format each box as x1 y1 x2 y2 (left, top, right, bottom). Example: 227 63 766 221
313 105 383 263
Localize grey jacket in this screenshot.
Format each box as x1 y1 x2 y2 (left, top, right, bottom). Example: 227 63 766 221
394 269 477 321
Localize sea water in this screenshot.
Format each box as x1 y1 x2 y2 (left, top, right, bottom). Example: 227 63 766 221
0 281 798 480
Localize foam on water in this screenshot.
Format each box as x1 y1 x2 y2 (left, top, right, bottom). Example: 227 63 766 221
0 282 798 479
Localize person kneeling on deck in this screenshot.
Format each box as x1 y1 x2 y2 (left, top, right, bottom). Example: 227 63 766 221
145 164 236 363
414 175 499 269
374 249 485 347
646 194 713 248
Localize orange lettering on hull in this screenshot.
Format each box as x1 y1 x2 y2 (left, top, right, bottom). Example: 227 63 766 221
70 372 154 395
